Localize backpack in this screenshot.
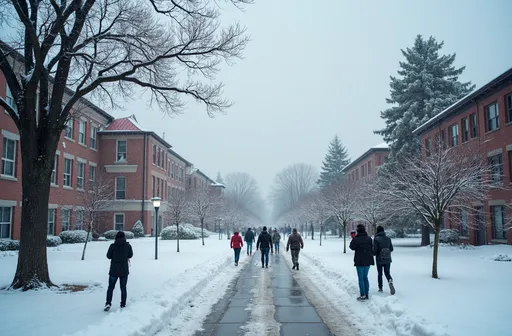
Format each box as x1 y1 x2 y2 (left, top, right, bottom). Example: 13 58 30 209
380 247 391 261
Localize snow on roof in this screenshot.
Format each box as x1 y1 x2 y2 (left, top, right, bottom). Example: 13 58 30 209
211 182 226 188
372 142 389 149
342 141 390 172
106 115 146 132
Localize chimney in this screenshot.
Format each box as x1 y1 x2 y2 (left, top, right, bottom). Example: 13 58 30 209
163 132 165 140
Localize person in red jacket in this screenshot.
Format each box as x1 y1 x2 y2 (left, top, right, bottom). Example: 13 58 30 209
230 232 243 266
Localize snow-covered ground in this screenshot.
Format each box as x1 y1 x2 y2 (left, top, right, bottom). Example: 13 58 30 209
294 236 512 336
0 236 244 336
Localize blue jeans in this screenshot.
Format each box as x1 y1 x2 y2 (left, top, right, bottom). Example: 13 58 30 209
260 247 270 266
106 275 128 306
233 248 241 263
356 266 370 296
274 242 280 251
246 242 253 255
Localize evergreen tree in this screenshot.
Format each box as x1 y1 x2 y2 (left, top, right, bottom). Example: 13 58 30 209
375 35 474 164
318 135 350 188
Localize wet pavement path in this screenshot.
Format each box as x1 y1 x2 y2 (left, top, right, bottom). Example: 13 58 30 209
194 252 334 336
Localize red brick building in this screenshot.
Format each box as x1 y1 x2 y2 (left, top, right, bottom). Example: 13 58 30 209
0 79 219 240
414 67 512 245
343 142 390 182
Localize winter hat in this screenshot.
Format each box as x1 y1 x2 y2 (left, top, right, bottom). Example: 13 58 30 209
234 231 239 235
377 225 385 233
356 224 366 233
263 226 267 232
115 231 125 239
292 228 297 233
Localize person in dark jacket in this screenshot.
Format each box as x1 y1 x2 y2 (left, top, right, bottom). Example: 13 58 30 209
105 231 133 311
244 227 255 256
349 224 374 301
230 231 243 266
373 225 395 295
272 229 282 253
256 226 273 268
286 228 304 270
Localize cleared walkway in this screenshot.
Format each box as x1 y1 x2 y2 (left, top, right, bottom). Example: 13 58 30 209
194 252 334 336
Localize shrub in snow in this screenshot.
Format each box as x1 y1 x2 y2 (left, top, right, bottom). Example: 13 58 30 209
160 225 200 240
439 229 460 244
385 229 397 238
101 230 134 240
183 223 210 238
46 235 62 247
59 230 92 244
131 220 145 238
493 254 512 262
0 239 20 251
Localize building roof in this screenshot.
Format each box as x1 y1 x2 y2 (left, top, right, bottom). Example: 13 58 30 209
342 142 390 173
100 115 171 149
168 148 191 165
414 66 512 135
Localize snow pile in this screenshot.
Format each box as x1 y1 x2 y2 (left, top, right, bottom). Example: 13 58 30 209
46 235 62 247
183 223 210 238
160 225 200 240
491 254 512 262
101 230 134 240
59 230 92 244
438 229 459 244
131 221 144 238
0 239 20 251
385 229 397 238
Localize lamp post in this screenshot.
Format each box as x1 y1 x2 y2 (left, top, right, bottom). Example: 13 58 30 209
151 197 161 260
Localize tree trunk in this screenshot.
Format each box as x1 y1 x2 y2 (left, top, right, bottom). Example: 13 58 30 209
201 218 205 246
343 223 347 254
421 225 431 246
11 141 56 290
176 222 180 252
432 222 441 279
310 222 314 240
339 226 342 238
319 225 322 246
81 220 93 261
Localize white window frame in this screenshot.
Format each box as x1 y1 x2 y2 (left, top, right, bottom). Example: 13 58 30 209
492 205 506 240
486 102 500 132
449 124 459 147
64 119 74 139
77 162 85 189
114 213 125 231
78 120 86 145
90 125 97 149
75 209 84 230
63 158 73 187
51 155 58 185
0 206 12 239
89 165 96 190
116 140 127 162
61 208 71 231
2 137 16 177
115 176 126 200
47 209 55 235
5 85 17 112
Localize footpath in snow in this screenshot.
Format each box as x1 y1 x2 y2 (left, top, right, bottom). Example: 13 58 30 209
296 236 512 336
0 236 243 336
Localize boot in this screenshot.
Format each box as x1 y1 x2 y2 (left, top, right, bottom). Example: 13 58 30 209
389 279 395 295
296 263 299 271
292 264 296 270
104 304 111 311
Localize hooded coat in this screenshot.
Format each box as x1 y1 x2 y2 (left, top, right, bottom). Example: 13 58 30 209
256 230 273 249
230 232 243 249
107 235 133 277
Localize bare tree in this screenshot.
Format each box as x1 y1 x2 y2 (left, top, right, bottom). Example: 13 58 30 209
189 187 222 246
377 144 496 279
79 173 114 260
301 190 329 246
164 188 191 252
355 179 392 235
322 179 358 253
0 0 251 289
224 172 265 221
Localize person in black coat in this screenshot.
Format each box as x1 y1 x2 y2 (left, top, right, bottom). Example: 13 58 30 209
105 231 133 311
244 227 255 256
373 225 395 295
256 226 273 268
349 224 374 301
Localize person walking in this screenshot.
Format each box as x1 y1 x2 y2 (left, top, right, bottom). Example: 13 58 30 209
286 228 304 270
349 224 374 301
256 226 273 268
244 227 255 256
230 231 243 266
272 229 281 253
105 231 133 311
373 225 395 295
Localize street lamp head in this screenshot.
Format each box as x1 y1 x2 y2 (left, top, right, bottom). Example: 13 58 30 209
151 197 161 209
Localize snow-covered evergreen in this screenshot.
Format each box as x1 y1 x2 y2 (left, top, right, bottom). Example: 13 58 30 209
375 35 474 164
59 230 92 244
318 135 350 188
131 220 145 238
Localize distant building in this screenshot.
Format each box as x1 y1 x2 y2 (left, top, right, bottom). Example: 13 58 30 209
342 142 390 181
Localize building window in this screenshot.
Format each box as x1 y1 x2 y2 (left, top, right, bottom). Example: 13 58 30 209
491 205 506 240
507 94 512 123
367 160 372 175
461 118 469 143
152 144 156 164
75 210 84 230
441 129 446 148
115 176 126 200
90 126 97 149
488 153 503 183
171 164 175 179
0 206 12 239
89 165 96 189
485 102 500 132
509 151 512 183
62 208 71 231
460 210 469 237
77 162 85 189
361 164 366 177
152 176 155 196
5 85 17 112
116 140 127 161
157 177 161 197
157 148 161 168
167 160 171 177
63 158 73 187
47 209 55 235
425 138 431 156
449 124 459 147
2 138 16 177
179 167 184 182
78 121 86 145
470 113 478 138
65 119 74 139
51 155 58 185
114 214 125 231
